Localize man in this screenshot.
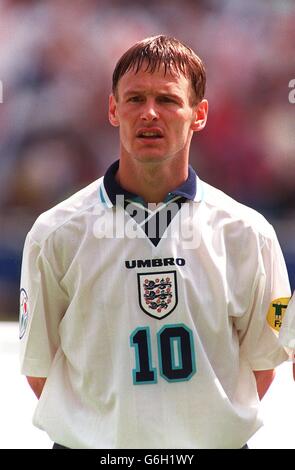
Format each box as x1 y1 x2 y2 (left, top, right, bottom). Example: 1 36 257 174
19 35 291 449
279 292 295 380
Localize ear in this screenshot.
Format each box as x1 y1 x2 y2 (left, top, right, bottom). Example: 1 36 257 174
109 94 120 127
191 99 208 132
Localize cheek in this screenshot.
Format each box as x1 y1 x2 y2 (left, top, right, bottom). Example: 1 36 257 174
119 110 136 132
172 109 193 129
118 119 135 149
119 124 129 145
174 117 193 138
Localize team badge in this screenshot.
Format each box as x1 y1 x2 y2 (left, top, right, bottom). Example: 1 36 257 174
19 288 29 339
267 297 290 331
137 271 178 319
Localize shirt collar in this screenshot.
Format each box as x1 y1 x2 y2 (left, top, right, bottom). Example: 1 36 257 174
101 159 197 206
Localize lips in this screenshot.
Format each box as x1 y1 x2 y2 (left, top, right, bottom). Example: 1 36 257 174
136 128 164 138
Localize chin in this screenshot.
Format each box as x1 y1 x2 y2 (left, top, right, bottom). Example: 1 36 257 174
134 152 172 164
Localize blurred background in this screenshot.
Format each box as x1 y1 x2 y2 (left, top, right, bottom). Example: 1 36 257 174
0 0 295 320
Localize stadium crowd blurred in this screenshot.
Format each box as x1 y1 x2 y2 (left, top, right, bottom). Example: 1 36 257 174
0 0 295 318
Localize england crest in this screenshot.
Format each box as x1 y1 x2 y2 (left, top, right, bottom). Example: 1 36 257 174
137 271 178 319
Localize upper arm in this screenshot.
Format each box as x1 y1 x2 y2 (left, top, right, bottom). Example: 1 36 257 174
19 232 68 377
253 369 275 400
26 376 47 399
236 229 290 370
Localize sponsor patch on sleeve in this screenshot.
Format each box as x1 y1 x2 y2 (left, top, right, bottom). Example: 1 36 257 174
19 288 29 339
267 297 290 331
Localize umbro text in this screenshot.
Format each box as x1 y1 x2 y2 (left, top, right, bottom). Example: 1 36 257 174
125 258 185 269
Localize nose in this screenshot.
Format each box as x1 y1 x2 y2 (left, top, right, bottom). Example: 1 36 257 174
140 100 159 122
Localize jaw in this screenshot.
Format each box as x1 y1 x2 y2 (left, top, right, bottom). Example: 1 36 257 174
120 144 191 169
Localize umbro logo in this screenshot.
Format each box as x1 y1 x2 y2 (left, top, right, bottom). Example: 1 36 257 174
125 257 185 269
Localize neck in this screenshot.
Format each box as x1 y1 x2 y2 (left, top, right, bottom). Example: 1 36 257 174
116 158 189 203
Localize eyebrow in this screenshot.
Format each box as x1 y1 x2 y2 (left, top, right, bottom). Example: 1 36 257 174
123 90 143 97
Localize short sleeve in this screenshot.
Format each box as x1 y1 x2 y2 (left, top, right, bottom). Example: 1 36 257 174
19 232 68 377
234 227 291 370
279 292 295 350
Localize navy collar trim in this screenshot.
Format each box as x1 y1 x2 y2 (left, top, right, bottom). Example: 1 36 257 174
102 160 197 206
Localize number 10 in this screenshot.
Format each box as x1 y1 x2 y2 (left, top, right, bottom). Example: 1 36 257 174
130 324 196 384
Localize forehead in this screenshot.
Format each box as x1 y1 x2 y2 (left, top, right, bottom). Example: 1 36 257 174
117 64 191 97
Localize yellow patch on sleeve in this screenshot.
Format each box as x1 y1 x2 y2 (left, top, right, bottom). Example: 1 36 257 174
267 297 290 331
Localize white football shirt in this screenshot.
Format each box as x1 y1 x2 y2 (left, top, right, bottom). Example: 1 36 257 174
19 162 291 449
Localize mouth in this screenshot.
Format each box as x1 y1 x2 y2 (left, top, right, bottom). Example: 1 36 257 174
136 129 164 139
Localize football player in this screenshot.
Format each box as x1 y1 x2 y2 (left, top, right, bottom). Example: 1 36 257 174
19 35 291 449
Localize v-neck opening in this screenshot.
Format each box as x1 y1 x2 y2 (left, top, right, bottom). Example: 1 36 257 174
123 196 187 247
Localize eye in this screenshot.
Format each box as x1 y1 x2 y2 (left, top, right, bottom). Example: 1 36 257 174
127 96 144 103
158 96 177 104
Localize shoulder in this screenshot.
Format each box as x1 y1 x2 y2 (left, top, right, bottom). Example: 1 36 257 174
28 177 104 246
200 180 275 241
